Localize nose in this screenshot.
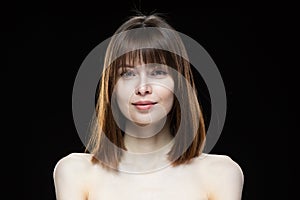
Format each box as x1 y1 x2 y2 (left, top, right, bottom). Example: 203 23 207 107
135 83 152 96
135 74 152 96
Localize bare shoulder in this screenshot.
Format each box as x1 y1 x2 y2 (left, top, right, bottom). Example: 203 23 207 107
198 153 243 173
53 153 95 199
196 153 244 179
53 153 94 181
194 153 244 199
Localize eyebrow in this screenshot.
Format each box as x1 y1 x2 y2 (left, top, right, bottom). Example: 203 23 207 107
122 64 166 68
117 64 134 73
123 64 135 68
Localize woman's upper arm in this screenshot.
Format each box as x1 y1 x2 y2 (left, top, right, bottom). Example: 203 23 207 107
53 154 90 200
207 156 244 200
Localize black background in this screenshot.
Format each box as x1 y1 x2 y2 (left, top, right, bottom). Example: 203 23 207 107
10 2 289 200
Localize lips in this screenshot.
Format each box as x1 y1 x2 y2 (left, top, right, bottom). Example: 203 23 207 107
132 101 157 110
132 101 157 105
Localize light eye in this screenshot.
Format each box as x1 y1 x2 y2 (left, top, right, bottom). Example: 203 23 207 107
150 70 168 77
120 70 136 78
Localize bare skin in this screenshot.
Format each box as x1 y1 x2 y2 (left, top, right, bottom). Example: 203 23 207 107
53 151 243 200
54 117 243 200
54 121 244 200
54 64 244 199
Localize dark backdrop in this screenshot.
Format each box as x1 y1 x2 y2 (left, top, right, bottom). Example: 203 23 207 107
14 3 289 200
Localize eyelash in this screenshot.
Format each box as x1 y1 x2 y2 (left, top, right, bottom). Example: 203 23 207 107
150 70 167 76
120 70 168 78
120 70 136 77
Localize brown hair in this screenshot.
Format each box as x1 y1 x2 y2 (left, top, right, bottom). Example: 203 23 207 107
86 14 206 171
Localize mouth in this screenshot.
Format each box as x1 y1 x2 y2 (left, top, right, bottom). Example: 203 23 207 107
132 101 157 110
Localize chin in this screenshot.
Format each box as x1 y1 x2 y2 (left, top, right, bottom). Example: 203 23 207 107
133 122 151 126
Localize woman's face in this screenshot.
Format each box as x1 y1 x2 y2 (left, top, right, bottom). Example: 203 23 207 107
115 63 174 125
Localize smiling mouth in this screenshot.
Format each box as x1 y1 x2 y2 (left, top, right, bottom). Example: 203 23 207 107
132 102 157 106
132 102 157 110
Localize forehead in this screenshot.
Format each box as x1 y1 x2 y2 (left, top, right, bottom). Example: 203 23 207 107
117 49 169 67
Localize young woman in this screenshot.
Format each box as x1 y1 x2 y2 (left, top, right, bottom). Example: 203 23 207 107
53 14 244 200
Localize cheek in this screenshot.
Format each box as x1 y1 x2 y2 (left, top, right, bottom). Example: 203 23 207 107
166 91 175 109
116 88 129 106
157 87 174 111
158 79 175 110
115 83 133 111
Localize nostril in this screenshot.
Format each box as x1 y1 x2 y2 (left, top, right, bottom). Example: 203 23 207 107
135 84 152 95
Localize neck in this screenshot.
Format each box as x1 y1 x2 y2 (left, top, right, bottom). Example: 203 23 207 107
124 117 173 153
119 117 175 173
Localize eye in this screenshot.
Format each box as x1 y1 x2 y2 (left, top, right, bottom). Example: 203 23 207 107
150 70 168 77
120 70 136 79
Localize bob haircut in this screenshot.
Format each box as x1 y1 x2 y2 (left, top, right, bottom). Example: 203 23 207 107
86 14 206 171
